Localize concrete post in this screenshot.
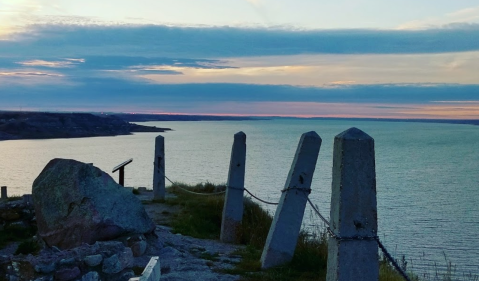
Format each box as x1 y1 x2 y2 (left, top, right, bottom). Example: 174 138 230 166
221 131 246 243
129 256 161 281
153 135 165 200
260 131 322 269
1 186 7 199
326 127 378 281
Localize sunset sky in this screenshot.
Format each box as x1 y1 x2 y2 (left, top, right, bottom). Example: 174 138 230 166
1 0 479 118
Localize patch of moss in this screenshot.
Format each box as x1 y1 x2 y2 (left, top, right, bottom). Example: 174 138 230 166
0 224 37 249
15 239 40 255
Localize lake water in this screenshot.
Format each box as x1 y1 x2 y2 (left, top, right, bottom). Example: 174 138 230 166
1 119 478 278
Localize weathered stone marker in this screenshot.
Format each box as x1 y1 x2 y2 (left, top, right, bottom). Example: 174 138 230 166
221 131 246 243
326 127 378 281
1 186 6 199
153 135 165 200
261 131 322 269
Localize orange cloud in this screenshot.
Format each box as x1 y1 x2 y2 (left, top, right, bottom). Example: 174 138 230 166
140 101 479 119
131 52 479 87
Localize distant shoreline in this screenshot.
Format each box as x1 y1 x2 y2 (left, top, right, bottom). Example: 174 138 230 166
124 114 479 127
1 110 477 141
272 116 479 126
0 111 171 141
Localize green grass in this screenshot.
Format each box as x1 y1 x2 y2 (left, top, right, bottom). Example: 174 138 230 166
165 182 474 281
6 195 22 202
167 182 226 239
15 239 40 255
0 224 38 249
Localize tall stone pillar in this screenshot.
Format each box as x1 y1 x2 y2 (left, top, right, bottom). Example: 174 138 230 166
326 127 378 281
153 135 165 200
221 132 247 243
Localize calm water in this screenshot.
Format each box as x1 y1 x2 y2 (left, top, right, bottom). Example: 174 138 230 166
1 119 478 278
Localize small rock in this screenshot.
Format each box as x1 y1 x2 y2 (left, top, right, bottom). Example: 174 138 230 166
130 240 147 257
118 248 134 268
34 263 56 274
120 270 135 280
159 246 182 258
8 275 19 281
81 271 100 281
54 266 81 281
59 257 76 266
0 209 21 220
102 254 123 274
84 254 103 267
9 221 28 228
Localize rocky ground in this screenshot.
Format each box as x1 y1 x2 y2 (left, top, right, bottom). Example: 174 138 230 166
0 190 244 281
136 190 244 281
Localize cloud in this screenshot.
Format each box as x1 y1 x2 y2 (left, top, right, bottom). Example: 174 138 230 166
0 71 62 77
398 5 479 30
17 59 83 68
245 0 261 7
1 24 479 58
2 76 478 103
1 79 478 118
1 21 479 118
132 52 479 86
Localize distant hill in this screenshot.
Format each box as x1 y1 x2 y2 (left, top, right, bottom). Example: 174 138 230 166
0 112 170 141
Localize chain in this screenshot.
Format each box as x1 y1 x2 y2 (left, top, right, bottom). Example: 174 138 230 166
164 174 175 185
326 227 378 241
306 196 411 281
281 186 312 193
376 238 413 281
227 185 279 205
243 187 279 205
174 184 226 196
306 197 330 226
157 164 225 196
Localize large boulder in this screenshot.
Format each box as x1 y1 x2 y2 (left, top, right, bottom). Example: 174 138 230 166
32 158 155 249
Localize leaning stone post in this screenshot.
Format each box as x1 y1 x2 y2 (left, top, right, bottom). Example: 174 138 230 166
261 131 322 269
153 135 165 200
221 132 246 243
326 127 378 281
1 186 7 199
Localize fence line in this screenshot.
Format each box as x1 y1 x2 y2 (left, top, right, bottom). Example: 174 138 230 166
155 130 412 281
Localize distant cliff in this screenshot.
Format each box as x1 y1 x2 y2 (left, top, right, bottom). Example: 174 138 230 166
0 112 170 141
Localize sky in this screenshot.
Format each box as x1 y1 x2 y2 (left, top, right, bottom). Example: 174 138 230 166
1 0 479 119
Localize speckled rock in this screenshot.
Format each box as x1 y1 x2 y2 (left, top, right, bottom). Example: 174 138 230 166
32 158 155 249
